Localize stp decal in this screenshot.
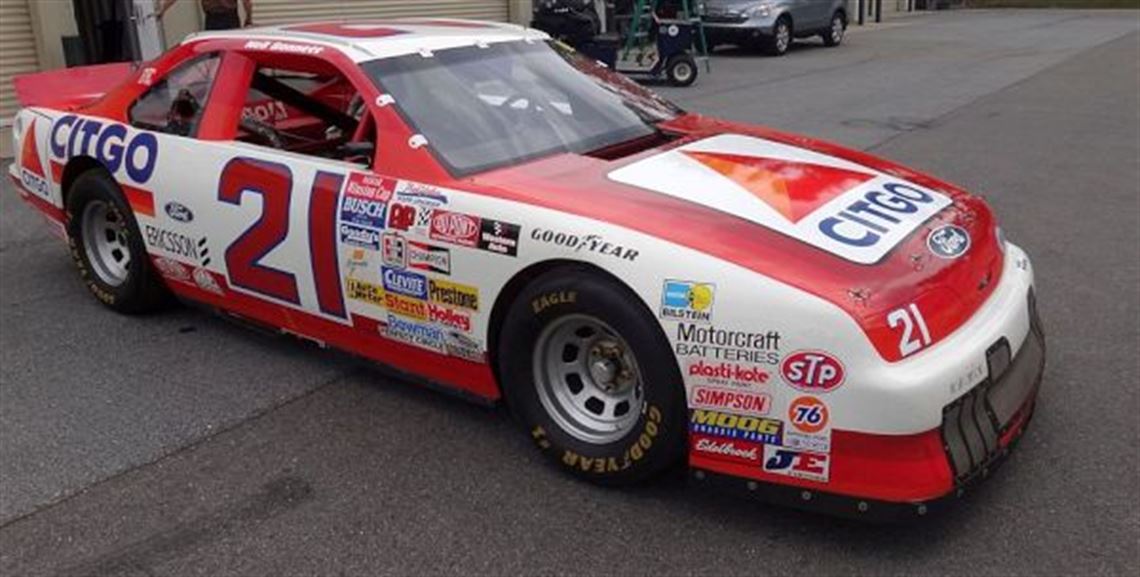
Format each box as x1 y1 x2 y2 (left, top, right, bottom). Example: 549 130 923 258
608 134 952 264
780 350 846 393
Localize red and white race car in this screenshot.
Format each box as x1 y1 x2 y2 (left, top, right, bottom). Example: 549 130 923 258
8 19 1045 518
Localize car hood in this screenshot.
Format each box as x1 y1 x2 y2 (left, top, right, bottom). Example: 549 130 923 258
470 114 1003 361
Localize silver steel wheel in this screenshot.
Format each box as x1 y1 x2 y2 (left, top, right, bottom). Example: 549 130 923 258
672 60 694 83
776 21 791 53
830 17 844 43
533 314 645 444
81 200 131 287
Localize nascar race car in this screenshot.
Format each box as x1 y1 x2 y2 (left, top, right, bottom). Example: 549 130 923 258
8 19 1044 519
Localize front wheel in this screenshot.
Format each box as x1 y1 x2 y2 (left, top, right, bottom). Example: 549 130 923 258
764 17 793 56
498 267 687 486
65 169 169 314
822 12 846 47
665 53 698 87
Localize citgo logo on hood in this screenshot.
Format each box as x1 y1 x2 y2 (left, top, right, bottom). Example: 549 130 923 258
607 134 952 264
780 350 846 393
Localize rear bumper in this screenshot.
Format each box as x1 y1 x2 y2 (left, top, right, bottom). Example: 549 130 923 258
690 291 1046 520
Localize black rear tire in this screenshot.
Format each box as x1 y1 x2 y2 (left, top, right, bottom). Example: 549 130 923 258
65 170 169 314
498 266 687 486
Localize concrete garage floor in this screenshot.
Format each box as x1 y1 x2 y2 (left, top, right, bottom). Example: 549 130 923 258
1 8 1137 576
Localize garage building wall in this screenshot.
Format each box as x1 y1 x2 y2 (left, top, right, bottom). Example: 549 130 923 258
253 0 510 25
0 0 39 157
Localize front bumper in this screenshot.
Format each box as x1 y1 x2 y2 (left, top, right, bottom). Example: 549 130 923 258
702 17 778 44
691 289 1046 521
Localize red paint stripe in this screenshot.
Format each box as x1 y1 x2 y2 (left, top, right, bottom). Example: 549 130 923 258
308 171 346 318
50 161 64 184
121 183 155 217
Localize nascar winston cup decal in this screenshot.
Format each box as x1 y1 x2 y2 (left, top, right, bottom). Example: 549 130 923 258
609 134 953 264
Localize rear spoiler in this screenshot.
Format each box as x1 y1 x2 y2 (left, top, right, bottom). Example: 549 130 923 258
13 62 137 110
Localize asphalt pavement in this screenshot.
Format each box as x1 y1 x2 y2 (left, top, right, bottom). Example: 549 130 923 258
1 8 1138 576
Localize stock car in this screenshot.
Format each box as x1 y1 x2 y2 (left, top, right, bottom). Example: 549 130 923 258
8 19 1045 519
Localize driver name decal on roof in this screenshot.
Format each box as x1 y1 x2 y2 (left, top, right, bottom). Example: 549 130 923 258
608 135 952 264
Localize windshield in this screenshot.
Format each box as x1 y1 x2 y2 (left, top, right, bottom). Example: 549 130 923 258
362 40 682 176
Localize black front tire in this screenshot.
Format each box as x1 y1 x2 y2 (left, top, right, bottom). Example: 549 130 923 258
65 169 169 314
498 267 687 486
764 17 793 56
666 53 698 87
822 11 846 47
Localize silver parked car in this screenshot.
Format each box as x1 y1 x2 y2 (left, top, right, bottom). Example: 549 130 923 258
701 0 848 56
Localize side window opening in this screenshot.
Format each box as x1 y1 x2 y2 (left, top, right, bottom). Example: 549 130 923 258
235 58 374 166
128 53 221 137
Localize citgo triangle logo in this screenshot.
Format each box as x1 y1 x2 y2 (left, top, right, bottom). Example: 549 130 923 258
20 123 46 179
607 134 954 264
681 151 875 224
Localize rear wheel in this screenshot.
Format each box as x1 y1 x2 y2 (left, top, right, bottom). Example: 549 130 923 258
65 170 168 314
498 267 687 486
666 53 698 87
822 11 846 47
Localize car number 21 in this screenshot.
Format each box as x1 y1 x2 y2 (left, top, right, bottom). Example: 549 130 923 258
218 157 347 319
887 303 932 357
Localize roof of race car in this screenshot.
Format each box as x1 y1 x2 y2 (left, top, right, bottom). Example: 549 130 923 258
185 19 549 62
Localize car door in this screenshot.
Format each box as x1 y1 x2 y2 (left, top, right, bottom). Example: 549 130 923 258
127 44 384 334
787 0 824 32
